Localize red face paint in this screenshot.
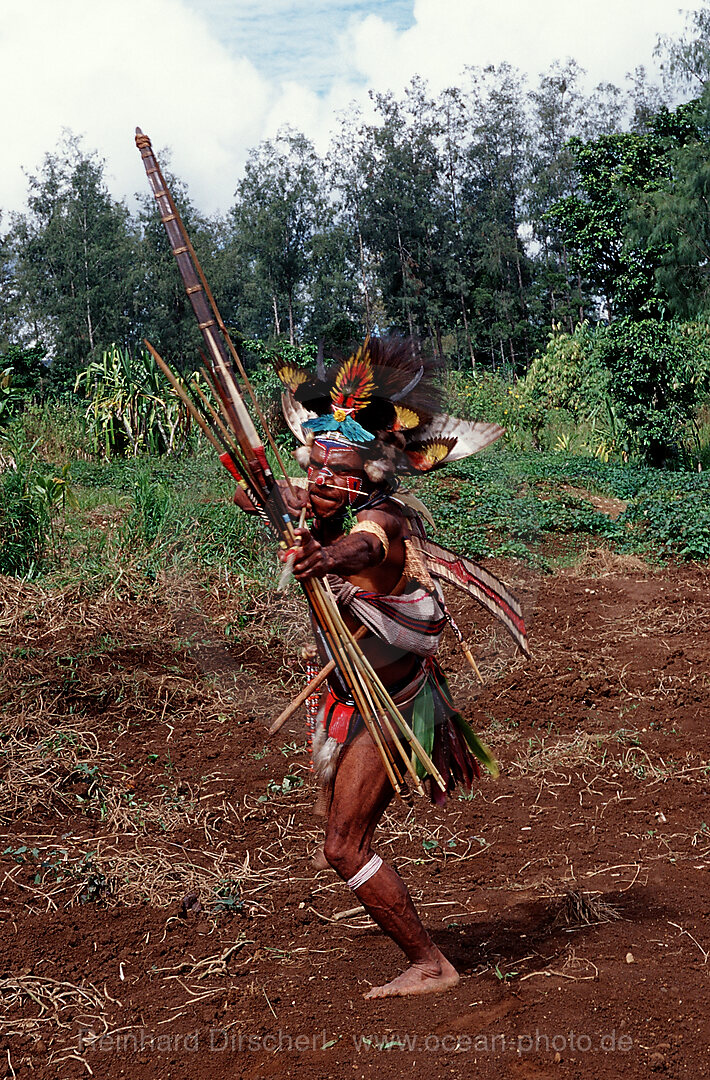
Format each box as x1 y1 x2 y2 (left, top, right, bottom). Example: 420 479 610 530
308 440 368 515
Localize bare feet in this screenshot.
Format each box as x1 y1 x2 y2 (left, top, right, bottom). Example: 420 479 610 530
364 954 460 999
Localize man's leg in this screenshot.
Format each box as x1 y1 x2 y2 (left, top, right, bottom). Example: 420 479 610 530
323 726 459 998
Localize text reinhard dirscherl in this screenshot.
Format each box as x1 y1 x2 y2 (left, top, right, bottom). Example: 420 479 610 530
77 1028 633 1055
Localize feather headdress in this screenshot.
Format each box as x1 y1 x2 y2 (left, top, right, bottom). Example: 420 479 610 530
274 335 503 479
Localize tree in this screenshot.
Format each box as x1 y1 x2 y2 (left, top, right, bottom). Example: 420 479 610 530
350 80 454 355
9 133 138 391
548 129 671 319
639 93 710 317
594 318 710 464
527 61 591 332
328 111 381 337
460 64 535 370
655 1 710 91
230 129 327 344
0 215 17 351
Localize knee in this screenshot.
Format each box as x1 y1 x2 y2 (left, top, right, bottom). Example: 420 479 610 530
323 828 360 879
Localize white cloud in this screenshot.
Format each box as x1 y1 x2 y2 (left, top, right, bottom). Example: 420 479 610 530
0 0 271 217
341 0 688 95
0 0 692 222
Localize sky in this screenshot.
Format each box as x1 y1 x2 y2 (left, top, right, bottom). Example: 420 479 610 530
0 0 693 221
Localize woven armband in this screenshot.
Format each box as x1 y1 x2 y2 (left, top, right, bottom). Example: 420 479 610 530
349 520 390 560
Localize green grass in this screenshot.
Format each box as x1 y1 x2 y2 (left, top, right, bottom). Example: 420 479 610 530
3 440 709 589
24 451 276 591
414 449 710 565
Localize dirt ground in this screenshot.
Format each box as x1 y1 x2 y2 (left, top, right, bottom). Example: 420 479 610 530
0 552 709 1079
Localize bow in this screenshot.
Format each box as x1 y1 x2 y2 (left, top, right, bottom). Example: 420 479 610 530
135 128 446 797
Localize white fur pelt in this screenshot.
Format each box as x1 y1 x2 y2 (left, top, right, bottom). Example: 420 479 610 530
311 706 343 788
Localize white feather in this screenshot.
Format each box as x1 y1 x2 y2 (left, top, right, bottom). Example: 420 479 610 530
413 415 504 461
281 391 316 446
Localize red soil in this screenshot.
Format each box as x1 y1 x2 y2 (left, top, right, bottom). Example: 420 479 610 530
0 557 708 1079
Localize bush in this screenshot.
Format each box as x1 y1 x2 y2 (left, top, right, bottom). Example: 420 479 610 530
0 345 47 396
593 318 710 465
0 463 49 576
517 325 618 454
75 346 198 458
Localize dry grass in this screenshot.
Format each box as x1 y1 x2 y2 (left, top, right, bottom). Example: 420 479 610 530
550 888 622 928
570 547 648 577
0 724 103 824
0 974 110 1035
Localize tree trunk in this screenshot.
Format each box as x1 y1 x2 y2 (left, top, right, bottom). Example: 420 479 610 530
395 223 415 338
358 233 371 333
354 193 372 333
82 206 95 352
272 295 281 337
460 292 475 371
287 290 295 346
434 320 444 363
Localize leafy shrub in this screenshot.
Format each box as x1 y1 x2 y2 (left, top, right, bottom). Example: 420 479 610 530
241 338 318 437
592 318 710 465
520 325 613 428
0 367 22 428
75 346 198 458
622 484 710 559
0 459 49 576
415 450 710 563
0 345 47 396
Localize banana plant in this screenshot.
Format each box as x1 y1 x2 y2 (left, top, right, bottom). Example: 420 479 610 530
75 346 199 457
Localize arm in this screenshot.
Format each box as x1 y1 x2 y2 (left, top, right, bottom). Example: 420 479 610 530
283 509 400 581
233 477 309 517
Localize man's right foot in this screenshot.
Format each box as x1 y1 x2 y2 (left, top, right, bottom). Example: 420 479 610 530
364 955 460 999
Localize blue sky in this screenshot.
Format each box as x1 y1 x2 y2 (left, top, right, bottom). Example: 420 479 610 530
186 0 415 92
0 0 692 219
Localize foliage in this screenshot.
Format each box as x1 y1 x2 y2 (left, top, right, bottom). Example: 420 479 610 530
516 324 617 453
0 423 79 576
230 130 343 345
66 454 275 584
0 345 47 395
0 367 21 428
0 346 49 428
592 318 710 464
655 2 710 91
0 463 48 576
520 324 607 415
74 345 197 458
415 449 710 564
12 399 91 463
0 427 76 575
8 134 138 391
0 59 708 374
241 338 318 383
547 130 670 318
134 169 221 370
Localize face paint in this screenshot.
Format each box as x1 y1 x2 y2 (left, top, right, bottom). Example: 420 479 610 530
308 438 368 514
307 463 363 504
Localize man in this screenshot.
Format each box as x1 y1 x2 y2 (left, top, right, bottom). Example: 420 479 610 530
236 336 521 998
279 436 461 998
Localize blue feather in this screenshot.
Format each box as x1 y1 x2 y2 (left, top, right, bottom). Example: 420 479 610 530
303 415 375 442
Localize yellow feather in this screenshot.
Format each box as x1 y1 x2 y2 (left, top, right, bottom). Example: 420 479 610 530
394 405 419 430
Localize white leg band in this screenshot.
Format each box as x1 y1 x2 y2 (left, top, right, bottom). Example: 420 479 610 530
347 854 383 891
